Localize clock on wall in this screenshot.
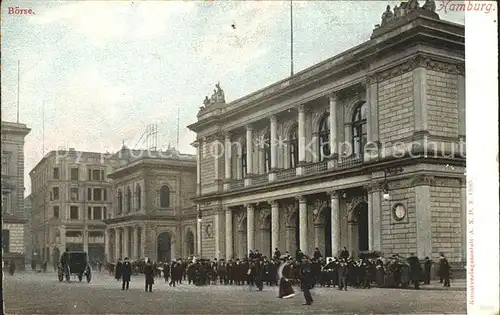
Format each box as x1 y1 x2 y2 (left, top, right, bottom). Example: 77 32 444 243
393 204 407 221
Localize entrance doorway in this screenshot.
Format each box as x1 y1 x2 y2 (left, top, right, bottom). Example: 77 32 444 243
324 207 332 257
356 202 369 252
157 232 172 262
185 230 195 256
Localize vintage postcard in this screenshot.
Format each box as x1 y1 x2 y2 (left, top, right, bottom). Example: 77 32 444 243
1 0 498 314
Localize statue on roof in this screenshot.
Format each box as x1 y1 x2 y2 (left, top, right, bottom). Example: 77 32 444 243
394 4 402 18
407 0 420 10
422 0 436 12
203 96 210 106
380 5 394 26
206 82 226 104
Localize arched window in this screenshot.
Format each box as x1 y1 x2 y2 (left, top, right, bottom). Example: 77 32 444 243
263 131 271 173
289 124 298 168
136 184 141 210
126 187 132 213
117 190 123 214
241 140 247 178
351 102 367 155
160 185 170 208
318 114 330 161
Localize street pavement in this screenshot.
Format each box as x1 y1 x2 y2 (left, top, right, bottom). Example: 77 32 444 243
3 271 466 314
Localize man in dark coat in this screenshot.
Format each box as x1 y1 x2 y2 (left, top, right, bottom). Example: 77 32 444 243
313 248 322 260
439 254 451 287
144 259 154 292
273 248 281 260
423 257 433 285
407 253 422 289
340 247 349 260
300 257 314 305
115 258 123 281
121 257 132 290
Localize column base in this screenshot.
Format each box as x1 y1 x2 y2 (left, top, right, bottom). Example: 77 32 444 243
268 172 277 182
244 178 252 186
223 183 230 192
296 166 304 176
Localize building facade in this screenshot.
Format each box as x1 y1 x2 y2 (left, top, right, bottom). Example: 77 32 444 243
104 146 197 262
188 4 466 271
1 121 31 269
30 149 115 266
24 195 33 266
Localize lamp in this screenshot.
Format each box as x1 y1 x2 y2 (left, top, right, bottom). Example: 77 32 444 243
382 182 390 201
197 210 202 223
313 209 318 216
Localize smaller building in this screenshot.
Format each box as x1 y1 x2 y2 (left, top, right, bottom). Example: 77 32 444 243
104 146 197 262
2 120 31 269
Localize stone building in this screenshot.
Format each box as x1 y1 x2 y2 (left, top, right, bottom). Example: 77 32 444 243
103 146 197 262
24 195 33 266
1 120 31 269
187 3 466 271
30 149 115 266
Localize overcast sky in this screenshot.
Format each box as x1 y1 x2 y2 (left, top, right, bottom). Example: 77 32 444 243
1 1 463 194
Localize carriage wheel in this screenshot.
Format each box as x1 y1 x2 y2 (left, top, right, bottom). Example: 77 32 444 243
58 270 64 282
65 266 71 282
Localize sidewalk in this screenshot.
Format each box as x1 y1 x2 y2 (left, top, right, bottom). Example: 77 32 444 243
415 279 466 292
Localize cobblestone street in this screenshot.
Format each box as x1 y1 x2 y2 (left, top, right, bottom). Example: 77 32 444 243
4 271 466 314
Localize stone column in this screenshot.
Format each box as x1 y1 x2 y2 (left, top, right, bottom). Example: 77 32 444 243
214 209 223 259
197 210 202 257
225 209 233 260
246 204 255 254
123 227 130 258
132 226 138 259
270 200 279 253
328 93 338 157
196 141 201 195
415 176 433 259
140 226 146 259
297 196 307 254
104 229 110 262
371 185 382 251
114 228 120 260
297 105 306 175
367 191 373 250
330 191 341 257
83 229 89 254
224 133 232 191
270 115 278 181
246 125 253 175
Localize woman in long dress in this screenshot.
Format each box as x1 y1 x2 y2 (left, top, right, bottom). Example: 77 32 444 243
277 262 295 299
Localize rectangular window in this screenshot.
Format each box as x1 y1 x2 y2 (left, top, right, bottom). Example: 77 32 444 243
53 168 60 179
103 207 107 219
88 169 92 181
53 206 60 218
2 229 10 253
2 194 11 213
70 168 79 180
93 207 102 220
101 170 105 181
1 152 11 176
70 206 79 220
87 188 92 201
92 170 101 181
52 187 60 200
88 206 92 220
70 187 79 201
93 188 102 201
103 188 107 201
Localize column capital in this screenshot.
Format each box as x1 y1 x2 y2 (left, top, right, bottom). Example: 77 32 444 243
246 124 253 131
270 115 277 123
225 207 232 214
328 92 338 102
328 190 341 199
245 203 255 209
268 200 279 207
295 195 306 204
224 131 232 139
297 104 305 113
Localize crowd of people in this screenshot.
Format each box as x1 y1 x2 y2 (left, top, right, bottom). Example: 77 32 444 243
104 246 453 304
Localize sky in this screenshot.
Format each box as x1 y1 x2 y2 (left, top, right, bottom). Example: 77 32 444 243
1 1 464 195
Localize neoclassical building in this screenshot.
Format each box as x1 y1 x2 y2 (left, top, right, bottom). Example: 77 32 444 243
103 146 197 262
188 3 466 271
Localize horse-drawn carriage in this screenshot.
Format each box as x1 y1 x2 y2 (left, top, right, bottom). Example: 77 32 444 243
58 251 92 283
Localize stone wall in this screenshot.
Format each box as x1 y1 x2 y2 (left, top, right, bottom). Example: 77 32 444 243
2 223 25 254
381 180 417 257
426 70 459 138
378 72 414 143
201 217 215 259
430 178 462 262
200 141 215 188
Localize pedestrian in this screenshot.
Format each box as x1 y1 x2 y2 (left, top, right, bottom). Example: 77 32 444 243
121 257 132 290
423 257 432 285
9 260 16 275
115 258 123 281
144 259 154 292
439 254 451 287
300 256 313 306
407 253 422 289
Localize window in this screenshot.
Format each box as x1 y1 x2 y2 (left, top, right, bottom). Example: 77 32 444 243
318 114 330 161
241 141 247 178
2 229 10 253
93 188 102 201
87 188 92 201
88 207 92 220
92 169 101 181
66 231 81 237
1 152 11 175
2 194 11 213
136 185 142 210
126 187 132 212
93 207 102 220
88 169 92 181
351 102 368 155
53 206 60 218
70 187 79 201
70 206 79 220
103 188 107 201
70 168 79 180
160 185 170 208
52 187 60 200
289 124 299 168
53 168 60 179
117 190 123 214
263 132 271 173
103 207 107 219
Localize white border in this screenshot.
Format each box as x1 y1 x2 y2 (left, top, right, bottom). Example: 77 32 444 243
466 3 500 314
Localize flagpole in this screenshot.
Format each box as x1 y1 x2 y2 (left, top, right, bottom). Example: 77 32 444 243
17 60 20 123
42 101 45 155
290 0 294 76
176 108 180 149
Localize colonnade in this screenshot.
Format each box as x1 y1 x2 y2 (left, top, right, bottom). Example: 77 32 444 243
105 225 145 261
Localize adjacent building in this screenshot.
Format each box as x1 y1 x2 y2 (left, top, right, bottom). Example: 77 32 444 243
24 195 33 266
188 3 466 273
30 149 115 266
103 146 197 262
1 120 31 269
